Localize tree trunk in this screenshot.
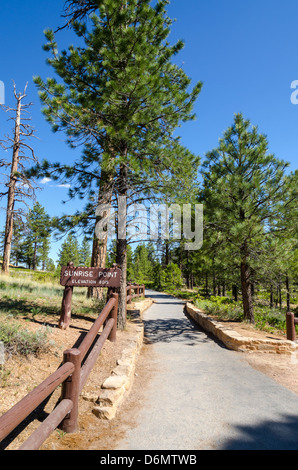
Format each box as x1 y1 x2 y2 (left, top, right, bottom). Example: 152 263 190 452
240 243 254 323
232 284 238 302
251 282 255 299
87 173 112 299
270 284 274 308
205 273 209 298
116 164 128 330
240 261 254 323
58 262 74 329
279 283 282 309
212 270 216 296
286 275 291 312
116 236 127 329
2 94 22 274
33 239 38 271
87 234 108 299
165 240 170 266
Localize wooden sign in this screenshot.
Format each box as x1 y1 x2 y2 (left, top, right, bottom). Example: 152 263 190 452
60 266 121 288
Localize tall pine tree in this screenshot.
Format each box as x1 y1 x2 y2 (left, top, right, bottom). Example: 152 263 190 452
58 232 80 267
32 0 202 328
201 113 291 323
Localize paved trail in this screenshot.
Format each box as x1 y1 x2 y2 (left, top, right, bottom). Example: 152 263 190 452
114 291 298 450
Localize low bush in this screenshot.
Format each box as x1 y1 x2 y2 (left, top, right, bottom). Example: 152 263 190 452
195 297 243 322
194 296 288 333
254 306 287 333
0 321 51 358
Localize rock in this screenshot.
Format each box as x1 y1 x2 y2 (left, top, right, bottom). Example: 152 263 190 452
92 406 117 420
102 375 127 390
97 387 125 407
81 391 98 403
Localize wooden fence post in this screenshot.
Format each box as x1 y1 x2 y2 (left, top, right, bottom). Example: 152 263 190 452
60 348 81 433
286 312 296 342
59 286 73 330
108 293 118 343
59 262 74 330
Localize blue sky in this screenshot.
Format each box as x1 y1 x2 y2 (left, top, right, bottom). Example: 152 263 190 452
0 0 297 263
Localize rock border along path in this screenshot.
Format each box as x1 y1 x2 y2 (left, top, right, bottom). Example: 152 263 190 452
186 303 298 355
90 297 153 420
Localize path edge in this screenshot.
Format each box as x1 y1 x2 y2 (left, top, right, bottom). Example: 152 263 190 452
186 302 298 355
91 297 153 420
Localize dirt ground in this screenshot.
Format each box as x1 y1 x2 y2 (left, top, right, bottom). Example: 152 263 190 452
0 310 141 450
0 306 298 450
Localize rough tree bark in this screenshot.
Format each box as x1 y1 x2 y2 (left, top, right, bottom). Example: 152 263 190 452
116 163 128 330
87 170 113 299
240 242 254 324
2 87 24 274
1 83 38 274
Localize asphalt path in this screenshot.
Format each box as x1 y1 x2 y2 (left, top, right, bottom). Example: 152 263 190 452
113 290 298 451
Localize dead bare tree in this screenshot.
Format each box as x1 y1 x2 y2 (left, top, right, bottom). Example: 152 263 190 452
0 82 39 274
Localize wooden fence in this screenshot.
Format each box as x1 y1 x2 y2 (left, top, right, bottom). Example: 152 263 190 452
286 312 298 342
0 293 118 450
0 283 146 450
126 283 145 304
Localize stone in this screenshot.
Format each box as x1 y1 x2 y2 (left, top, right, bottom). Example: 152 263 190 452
98 387 125 407
186 302 298 355
92 406 117 420
102 375 127 390
81 391 98 402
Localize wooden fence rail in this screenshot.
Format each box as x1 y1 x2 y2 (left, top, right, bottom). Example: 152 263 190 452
0 362 75 445
0 283 145 450
0 293 119 450
126 283 145 304
286 312 298 342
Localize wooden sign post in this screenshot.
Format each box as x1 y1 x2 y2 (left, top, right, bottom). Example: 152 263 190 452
59 262 121 329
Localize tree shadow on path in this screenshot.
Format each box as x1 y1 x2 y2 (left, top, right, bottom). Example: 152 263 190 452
221 413 298 450
143 314 209 346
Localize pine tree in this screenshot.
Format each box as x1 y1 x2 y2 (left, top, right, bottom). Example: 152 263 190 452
46 258 56 272
79 235 91 265
32 0 202 328
21 202 52 270
133 244 154 284
160 262 183 292
270 170 298 311
29 202 51 270
10 216 26 267
57 233 80 267
201 113 291 323
39 236 51 271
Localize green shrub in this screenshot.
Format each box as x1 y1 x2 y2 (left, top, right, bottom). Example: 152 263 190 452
195 297 243 322
0 322 50 357
254 306 287 333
